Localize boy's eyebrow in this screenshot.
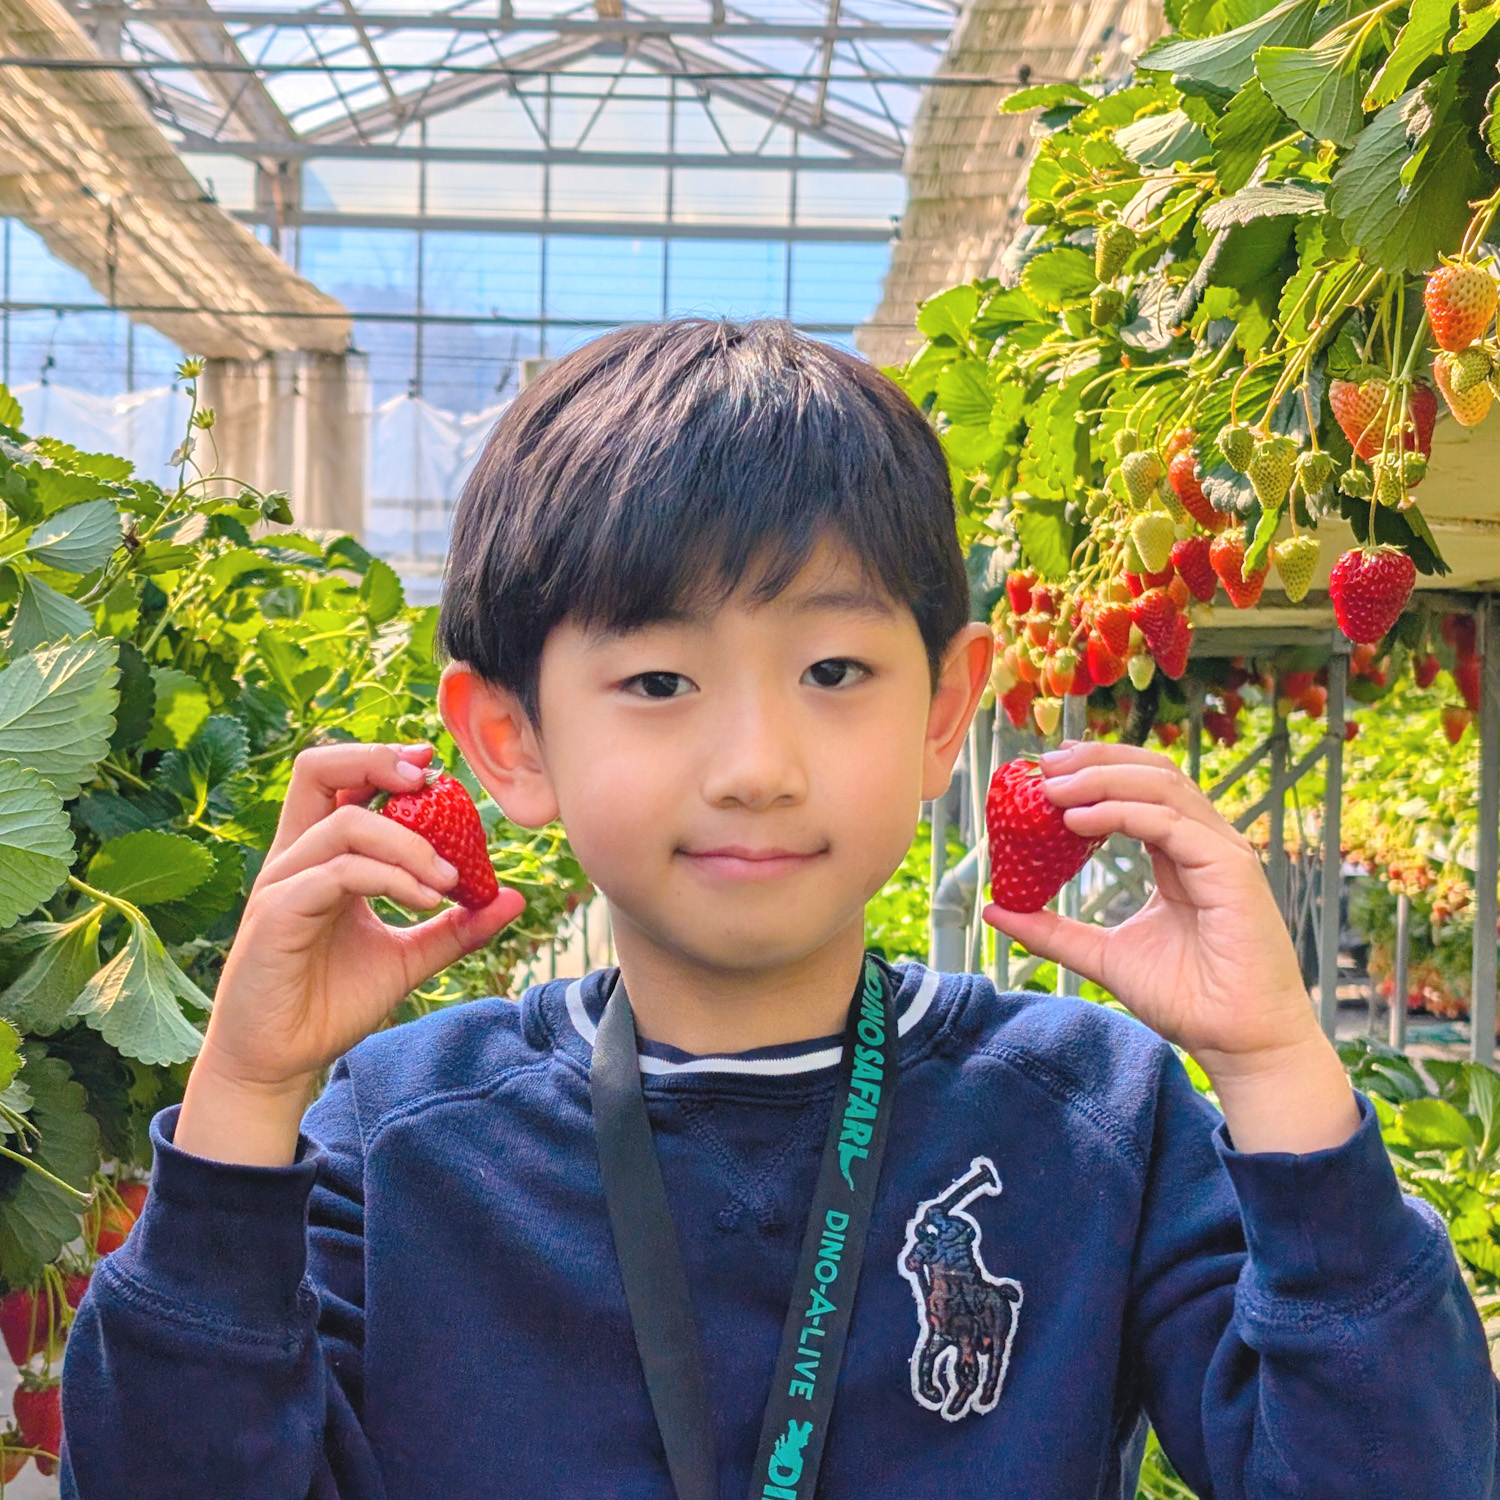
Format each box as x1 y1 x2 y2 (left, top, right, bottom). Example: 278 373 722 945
784 586 899 618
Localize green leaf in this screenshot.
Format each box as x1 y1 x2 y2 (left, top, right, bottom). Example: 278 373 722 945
1328 73 1491 273
324 534 374 574
0 910 102 1035
1400 1096 1477 1150
24 500 122 574
0 1022 21 1095
252 629 312 709
2 571 94 655
971 287 1044 339
142 666 210 751
0 759 71 927
1001 82 1095 112
31 467 114 518
0 1047 101 1289
358 557 404 626
1450 3 1499 51
1256 33 1368 146
1115 109 1212 165
152 715 250 814
1213 79 1292 193
1244 503 1283 571
0 635 119 800
146 842 245 946
1366 0 1456 108
1020 248 1098 310
1201 180 1327 230
31 440 132 482
68 916 209 1066
87 830 213 907
916 285 980 343
1141 0 1317 91
107 639 154 755
936 363 995 426
0 386 21 431
1014 499 1076 579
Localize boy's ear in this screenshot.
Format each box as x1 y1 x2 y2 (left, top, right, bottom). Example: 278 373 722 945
438 662 560 829
921 622 994 803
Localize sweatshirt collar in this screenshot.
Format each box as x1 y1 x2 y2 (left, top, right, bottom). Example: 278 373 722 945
549 957 942 1077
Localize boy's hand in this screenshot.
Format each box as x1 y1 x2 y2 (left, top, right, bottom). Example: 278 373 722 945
983 741 1361 1154
176 742 524 1166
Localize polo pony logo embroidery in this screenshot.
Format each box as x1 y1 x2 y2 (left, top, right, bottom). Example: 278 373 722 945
898 1156 1023 1422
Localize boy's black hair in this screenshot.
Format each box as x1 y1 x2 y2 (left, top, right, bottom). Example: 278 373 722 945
437 318 969 725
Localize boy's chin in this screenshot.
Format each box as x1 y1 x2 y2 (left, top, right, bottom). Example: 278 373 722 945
622 910 865 975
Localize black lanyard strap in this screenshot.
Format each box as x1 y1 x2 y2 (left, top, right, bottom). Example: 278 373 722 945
590 955 900 1500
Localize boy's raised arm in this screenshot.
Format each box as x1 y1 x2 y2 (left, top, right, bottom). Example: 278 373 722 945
59 741 522 1497
986 739 1499 1496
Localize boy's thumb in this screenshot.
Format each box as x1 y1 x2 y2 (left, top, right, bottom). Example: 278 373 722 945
400 888 526 981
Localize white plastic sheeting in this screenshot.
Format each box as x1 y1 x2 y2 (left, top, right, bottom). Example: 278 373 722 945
12 383 507 604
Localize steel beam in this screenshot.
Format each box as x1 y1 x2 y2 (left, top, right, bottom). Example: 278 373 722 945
1472 594 1499 1067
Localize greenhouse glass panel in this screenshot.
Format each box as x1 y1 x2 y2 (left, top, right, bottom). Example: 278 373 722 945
8 221 102 305
422 234 542 320
419 321 540 412
548 323 621 356
425 163 545 220
424 93 547 150
666 240 787 321
352 320 417 407
297 229 418 314
549 165 669 222
795 172 908 230
789 243 892 328
545 238 664 324
673 169 792 226
179 155 258 214
303 159 421 216
671 96 795 157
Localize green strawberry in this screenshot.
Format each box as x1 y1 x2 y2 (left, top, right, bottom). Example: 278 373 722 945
1156 477 1187 525
1095 221 1136 283
1296 450 1335 492
1217 422 1255 472
1272 534 1319 603
1130 512 1176 575
1401 452 1428 486
1114 428 1140 458
1247 435 1298 507
1449 346 1493 394
1091 287 1126 327
1373 457 1403 508
1120 449 1163 507
1127 653 1156 690
1339 465 1373 499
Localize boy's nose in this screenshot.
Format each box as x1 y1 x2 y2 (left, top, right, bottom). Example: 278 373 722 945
700 699 809 811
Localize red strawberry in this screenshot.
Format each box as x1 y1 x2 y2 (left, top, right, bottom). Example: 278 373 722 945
0 1441 23 1481
0 1290 52 1367
1413 652 1440 689
1000 680 1036 729
1043 648 1077 698
1086 633 1126 687
63 1271 91 1310
1442 612 1477 656
1170 536 1217 602
1455 655 1481 711
1328 546 1416 644
1424 262 1497 352
1442 705 1473 744
1330 376 1389 460
986 759 1106 914
1154 613 1193 679
1280 670 1315 698
1345 720 1360 741
13 1381 60 1474
1203 709 1239 747
1298 684 1328 719
118 1182 147 1220
1167 452 1226 533
86 1197 136 1256
1163 427 1195 461
1006 569 1036 616
1124 572 1145 599
1093 601 1132 656
1067 651 1094 698
1405 380 1437 457
1154 721 1183 747
1129 588 1179 661
1208 533 1268 609
379 771 500 910
1014 647 1041 685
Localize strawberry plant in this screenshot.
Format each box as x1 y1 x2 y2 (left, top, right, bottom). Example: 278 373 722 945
0 365 593 1310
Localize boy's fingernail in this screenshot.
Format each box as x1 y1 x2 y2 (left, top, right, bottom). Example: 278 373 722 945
434 858 458 881
397 760 425 781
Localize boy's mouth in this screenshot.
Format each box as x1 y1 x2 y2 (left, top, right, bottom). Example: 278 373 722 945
678 845 827 881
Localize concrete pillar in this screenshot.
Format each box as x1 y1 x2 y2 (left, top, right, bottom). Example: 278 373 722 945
201 351 368 539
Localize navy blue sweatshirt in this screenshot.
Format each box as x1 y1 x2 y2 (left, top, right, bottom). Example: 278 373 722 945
60 959 1498 1497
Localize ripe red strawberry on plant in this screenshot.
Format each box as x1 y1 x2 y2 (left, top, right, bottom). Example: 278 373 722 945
1208 533 1268 609
1413 652 1440 689
379 772 500 910
1166 450 1226 533
1442 705 1473 744
0 1289 54 1367
1000 680 1036 729
1328 546 1416 645
13 1381 60 1475
1330 375 1389 459
1170 536 1217 602
86 1195 137 1256
1086 633 1126 687
1455 655 1481 711
1154 614 1193 680
1093 601 1132 656
1129 588 1179 662
1424 261 1498 352
986 758 1106 914
1006 569 1036 615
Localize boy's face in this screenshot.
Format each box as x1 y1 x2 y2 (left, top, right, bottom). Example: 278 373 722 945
443 537 990 976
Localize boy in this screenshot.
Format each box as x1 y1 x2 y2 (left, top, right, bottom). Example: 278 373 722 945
62 319 1496 1497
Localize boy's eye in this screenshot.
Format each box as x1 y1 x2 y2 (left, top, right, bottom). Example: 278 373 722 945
803 658 868 689
623 671 694 699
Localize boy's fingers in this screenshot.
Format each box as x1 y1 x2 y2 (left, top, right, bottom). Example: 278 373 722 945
280 852 447 916
1058 799 1257 875
1041 764 1241 844
260 803 458 892
982 903 1108 985
393 889 526 983
270 742 434 860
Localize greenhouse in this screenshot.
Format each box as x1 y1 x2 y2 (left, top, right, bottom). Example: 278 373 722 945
0 0 1499 1490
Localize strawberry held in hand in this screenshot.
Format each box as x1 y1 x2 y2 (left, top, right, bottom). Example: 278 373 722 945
379 771 500 910
986 758 1106 914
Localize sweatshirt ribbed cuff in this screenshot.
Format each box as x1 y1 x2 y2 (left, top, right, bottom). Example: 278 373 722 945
1213 1087 1439 1305
106 1103 324 1335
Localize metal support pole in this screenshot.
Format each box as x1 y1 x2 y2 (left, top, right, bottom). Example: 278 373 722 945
1057 694 1087 997
1318 647 1346 1039
1471 596 1499 1067
1390 892 1410 1051
1187 685 1204 786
